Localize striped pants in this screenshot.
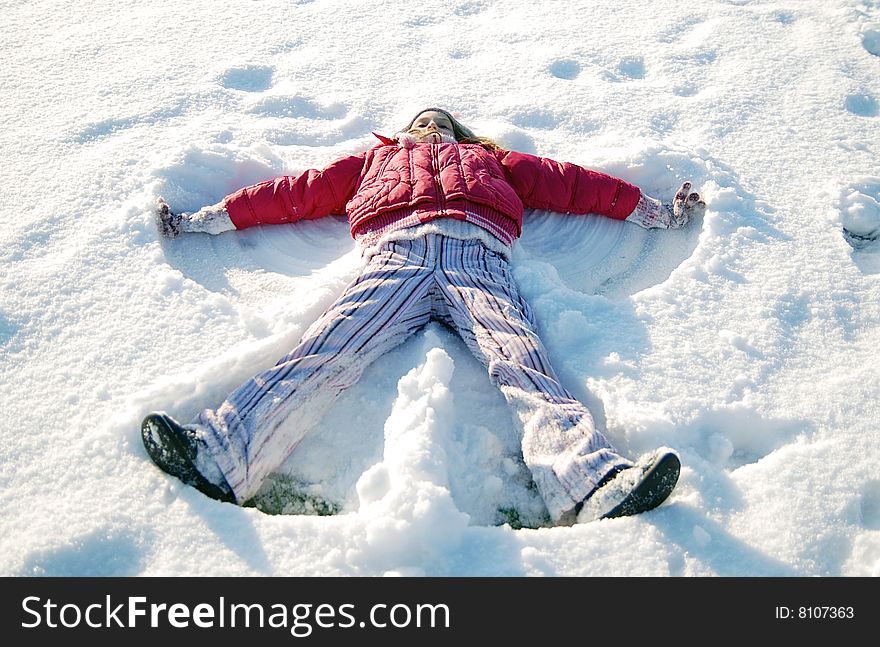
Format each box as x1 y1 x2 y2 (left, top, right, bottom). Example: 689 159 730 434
193 234 631 521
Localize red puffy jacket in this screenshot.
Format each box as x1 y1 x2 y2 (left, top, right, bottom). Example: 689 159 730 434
223 137 640 242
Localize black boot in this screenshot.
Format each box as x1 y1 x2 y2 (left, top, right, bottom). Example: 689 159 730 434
577 449 680 522
141 412 235 503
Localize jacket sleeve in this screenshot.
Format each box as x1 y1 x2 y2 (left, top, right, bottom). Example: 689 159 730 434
494 149 640 220
223 153 366 229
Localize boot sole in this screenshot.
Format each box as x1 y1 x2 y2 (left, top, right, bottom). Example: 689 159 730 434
141 413 234 503
602 452 680 519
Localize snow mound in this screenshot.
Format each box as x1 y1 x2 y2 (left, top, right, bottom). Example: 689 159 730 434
352 348 470 574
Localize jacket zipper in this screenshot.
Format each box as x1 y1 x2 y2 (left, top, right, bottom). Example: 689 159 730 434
431 143 446 218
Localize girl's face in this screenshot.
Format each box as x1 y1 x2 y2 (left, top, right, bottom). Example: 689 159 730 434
408 111 457 143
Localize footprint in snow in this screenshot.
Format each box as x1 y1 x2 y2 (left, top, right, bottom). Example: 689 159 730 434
844 92 879 117
617 56 645 79
0 313 18 347
860 480 880 530
219 64 275 93
862 26 880 57
601 56 645 82
772 10 795 25
548 59 581 80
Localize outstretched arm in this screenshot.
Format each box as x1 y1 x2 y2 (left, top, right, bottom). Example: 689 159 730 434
495 149 641 220
495 149 705 229
156 152 366 238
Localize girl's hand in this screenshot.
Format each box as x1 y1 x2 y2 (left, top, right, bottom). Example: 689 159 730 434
156 197 183 238
667 182 706 228
155 197 235 237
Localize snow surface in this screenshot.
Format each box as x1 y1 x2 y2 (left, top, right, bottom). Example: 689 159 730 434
2 0 879 577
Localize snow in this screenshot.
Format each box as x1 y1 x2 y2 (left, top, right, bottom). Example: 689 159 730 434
2 0 879 577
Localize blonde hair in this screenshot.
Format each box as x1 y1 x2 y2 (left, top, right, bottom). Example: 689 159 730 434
402 107 501 150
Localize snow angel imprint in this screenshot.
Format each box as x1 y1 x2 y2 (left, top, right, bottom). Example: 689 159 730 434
143 108 706 524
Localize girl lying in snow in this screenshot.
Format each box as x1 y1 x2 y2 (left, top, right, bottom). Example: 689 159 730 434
143 108 706 524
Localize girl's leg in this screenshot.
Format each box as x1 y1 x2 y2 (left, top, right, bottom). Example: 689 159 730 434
194 239 437 502
436 238 632 522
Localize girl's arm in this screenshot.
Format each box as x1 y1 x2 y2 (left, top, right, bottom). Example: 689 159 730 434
495 149 704 229
158 153 367 237
495 149 640 219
